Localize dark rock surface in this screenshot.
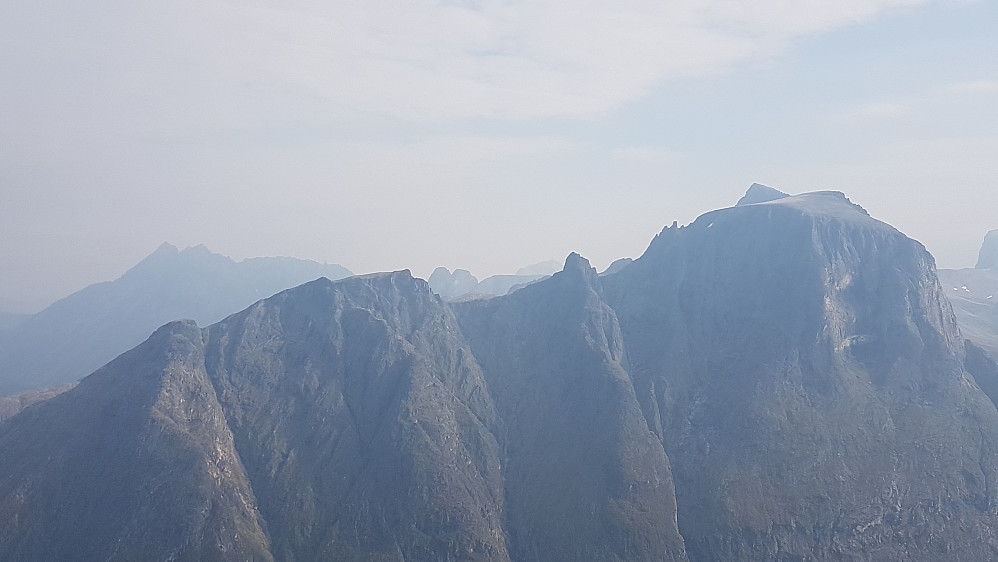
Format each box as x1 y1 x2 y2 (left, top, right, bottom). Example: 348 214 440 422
3 188 998 560
454 254 687 561
0 383 74 422
0 243 352 397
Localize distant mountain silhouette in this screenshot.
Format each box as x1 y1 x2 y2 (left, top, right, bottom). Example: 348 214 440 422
4 187 998 560
938 230 998 360
0 244 351 397
428 267 549 299
977 229 998 270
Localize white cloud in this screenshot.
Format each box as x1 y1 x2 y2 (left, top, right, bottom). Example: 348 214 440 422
0 0 931 137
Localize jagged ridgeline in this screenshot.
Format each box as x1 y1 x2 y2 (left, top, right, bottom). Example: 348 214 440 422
3 189 998 561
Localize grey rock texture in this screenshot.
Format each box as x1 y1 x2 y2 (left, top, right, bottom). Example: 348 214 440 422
0 383 74 422
0 320 272 561
604 191 998 560
0 243 352 397
203 272 508 560
454 254 687 561
3 189 998 560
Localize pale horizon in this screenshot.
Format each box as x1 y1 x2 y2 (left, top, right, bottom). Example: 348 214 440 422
2 0 996 314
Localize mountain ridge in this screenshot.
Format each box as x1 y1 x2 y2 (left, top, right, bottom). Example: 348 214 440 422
4 187 998 560
0 244 352 397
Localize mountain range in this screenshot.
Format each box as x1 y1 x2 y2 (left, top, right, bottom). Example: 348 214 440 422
3 187 998 560
0 244 352 397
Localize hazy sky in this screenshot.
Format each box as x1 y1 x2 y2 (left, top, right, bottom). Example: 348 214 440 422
2 0 996 313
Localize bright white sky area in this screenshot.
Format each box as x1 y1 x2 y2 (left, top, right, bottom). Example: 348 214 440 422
2 0 996 313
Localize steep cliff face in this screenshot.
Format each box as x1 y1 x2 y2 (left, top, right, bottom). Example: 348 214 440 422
203 272 508 561
0 320 272 561
454 254 687 562
3 189 998 561
604 191 998 560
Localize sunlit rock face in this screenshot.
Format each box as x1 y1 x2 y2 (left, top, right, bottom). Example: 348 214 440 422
3 189 998 561
604 191 998 560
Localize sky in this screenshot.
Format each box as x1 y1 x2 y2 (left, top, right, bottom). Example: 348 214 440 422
1 0 996 314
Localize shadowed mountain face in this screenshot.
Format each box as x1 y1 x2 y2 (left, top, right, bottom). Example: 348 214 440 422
3 189 998 560
0 244 352 397
453 254 686 561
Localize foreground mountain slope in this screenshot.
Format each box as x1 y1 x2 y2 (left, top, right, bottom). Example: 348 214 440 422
0 320 272 561
0 244 352 397
4 189 998 560
604 191 998 560
453 254 687 561
203 272 509 561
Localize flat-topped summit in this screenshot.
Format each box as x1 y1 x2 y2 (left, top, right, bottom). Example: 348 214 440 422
735 183 789 206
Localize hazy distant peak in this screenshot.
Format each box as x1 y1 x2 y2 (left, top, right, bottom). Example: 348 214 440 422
735 183 789 206
180 244 213 256
976 230 998 269
560 253 598 283
516 260 561 276
154 242 179 255
601 257 633 275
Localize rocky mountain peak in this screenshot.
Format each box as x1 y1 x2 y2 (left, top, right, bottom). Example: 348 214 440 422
976 229 998 269
735 182 789 206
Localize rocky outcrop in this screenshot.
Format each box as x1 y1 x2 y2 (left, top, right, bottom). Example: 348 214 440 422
454 254 687 561
4 188 998 560
604 191 998 560
203 272 508 560
0 384 74 422
0 320 272 561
